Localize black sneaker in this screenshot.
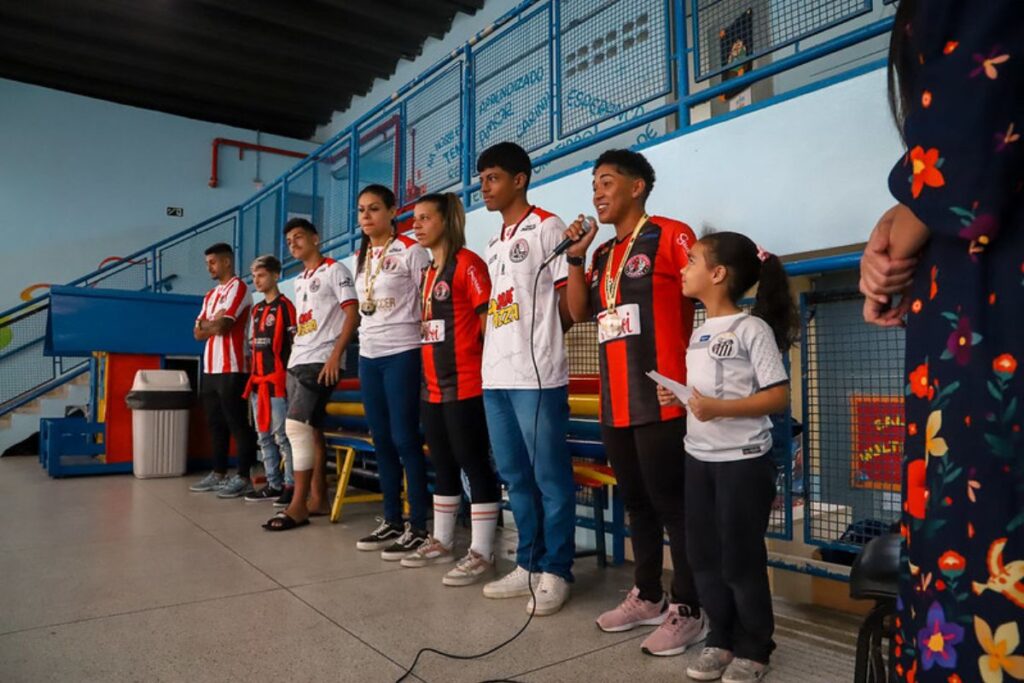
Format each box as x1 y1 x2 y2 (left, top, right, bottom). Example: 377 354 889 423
380 524 428 561
273 486 295 508
245 486 283 502
356 518 405 551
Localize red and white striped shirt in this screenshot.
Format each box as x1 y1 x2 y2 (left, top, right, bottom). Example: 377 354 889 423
198 276 251 374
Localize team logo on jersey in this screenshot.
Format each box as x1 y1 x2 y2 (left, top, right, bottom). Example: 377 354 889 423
509 238 529 263
309 278 321 293
382 256 401 273
264 313 276 327
708 332 739 360
624 254 652 279
433 281 451 301
488 287 520 328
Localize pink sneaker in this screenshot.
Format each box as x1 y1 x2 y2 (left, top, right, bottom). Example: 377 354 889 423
596 587 668 633
640 604 708 656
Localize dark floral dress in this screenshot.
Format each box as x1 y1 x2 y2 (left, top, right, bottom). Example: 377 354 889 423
888 2 1024 682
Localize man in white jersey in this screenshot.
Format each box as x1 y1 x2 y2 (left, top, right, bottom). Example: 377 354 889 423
476 142 576 616
263 218 358 531
189 242 259 498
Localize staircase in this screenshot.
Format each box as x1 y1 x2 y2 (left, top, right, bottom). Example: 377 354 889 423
0 371 91 454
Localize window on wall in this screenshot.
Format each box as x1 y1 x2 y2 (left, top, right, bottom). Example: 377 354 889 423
357 113 401 195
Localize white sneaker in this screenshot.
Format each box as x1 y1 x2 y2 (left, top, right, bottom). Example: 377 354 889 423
526 572 570 616
443 550 495 586
482 565 540 599
400 536 454 568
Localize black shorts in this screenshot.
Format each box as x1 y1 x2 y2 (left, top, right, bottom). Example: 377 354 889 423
286 364 334 428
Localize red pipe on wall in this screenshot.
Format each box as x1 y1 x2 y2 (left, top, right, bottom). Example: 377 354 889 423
209 137 309 188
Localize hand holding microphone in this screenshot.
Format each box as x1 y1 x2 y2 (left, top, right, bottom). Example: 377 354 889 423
541 215 598 268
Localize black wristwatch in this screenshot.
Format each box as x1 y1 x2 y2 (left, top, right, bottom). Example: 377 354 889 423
566 255 585 267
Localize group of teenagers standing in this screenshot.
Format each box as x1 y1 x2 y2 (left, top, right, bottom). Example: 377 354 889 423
190 141 798 683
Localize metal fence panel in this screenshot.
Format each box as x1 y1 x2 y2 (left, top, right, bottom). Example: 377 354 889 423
802 289 904 550
558 0 672 137
405 63 464 202
156 216 238 296
318 138 352 248
473 3 554 156
692 0 871 81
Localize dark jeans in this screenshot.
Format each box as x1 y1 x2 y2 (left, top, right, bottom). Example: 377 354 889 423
421 397 499 503
685 452 777 663
359 349 428 530
602 418 699 606
201 372 257 478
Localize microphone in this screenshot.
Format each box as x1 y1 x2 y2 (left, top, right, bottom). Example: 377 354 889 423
541 216 597 268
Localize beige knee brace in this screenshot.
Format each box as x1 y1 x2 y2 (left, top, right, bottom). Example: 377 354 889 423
286 419 316 471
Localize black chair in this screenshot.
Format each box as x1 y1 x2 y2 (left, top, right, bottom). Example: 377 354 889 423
849 533 901 683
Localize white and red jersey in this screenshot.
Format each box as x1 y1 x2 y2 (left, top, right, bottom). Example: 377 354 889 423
481 206 569 390
198 276 250 374
355 233 431 359
289 258 358 368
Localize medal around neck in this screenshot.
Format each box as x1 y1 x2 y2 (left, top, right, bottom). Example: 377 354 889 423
360 300 377 316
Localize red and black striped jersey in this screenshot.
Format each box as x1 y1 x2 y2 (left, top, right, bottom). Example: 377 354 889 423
586 216 697 427
249 295 297 395
421 248 491 403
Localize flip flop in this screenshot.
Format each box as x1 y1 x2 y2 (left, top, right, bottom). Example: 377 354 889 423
262 512 310 531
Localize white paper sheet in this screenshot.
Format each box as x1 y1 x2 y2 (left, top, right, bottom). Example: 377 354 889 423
645 370 693 403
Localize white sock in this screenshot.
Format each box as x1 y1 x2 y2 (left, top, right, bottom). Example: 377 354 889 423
432 495 461 547
470 502 500 559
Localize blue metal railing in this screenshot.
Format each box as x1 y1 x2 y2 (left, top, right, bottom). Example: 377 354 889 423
0 0 895 414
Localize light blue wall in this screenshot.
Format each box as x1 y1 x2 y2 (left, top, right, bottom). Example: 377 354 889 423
0 78 317 311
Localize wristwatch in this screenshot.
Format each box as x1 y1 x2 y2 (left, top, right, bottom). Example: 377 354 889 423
566 255 585 267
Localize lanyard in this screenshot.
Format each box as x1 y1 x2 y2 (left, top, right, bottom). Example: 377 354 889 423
421 263 439 321
363 236 395 301
602 213 648 312
502 205 535 241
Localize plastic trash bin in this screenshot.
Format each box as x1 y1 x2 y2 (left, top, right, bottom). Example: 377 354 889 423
125 370 192 478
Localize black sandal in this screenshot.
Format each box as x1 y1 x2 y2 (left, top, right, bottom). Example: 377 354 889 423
262 512 310 531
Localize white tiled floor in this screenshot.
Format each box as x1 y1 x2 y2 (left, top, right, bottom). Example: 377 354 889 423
0 457 859 682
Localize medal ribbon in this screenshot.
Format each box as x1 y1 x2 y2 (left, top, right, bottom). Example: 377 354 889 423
602 213 648 312
363 235 395 306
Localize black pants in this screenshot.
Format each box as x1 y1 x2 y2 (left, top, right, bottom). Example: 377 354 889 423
201 372 258 477
421 397 499 503
602 418 699 606
685 452 776 663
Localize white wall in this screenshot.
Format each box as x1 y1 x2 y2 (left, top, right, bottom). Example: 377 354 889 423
0 78 317 311
461 67 903 257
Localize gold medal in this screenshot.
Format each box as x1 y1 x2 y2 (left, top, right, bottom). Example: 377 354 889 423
360 300 377 316
599 310 622 336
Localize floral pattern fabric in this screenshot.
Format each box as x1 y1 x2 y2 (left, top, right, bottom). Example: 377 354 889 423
888 3 1024 682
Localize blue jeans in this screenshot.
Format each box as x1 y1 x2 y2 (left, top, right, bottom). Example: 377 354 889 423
483 387 575 581
250 394 293 488
359 349 428 530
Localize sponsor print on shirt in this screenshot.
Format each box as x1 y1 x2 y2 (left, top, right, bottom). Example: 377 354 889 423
596 303 641 344
488 286 520 329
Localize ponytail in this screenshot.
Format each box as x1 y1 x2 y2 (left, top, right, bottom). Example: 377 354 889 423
701 232 799 351
417 192 466 270
752 253 799 351
356 184 397 274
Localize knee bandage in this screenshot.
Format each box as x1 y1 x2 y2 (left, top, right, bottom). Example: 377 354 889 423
286 419 316 471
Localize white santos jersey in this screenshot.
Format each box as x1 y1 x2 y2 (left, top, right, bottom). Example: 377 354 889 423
289 258 358 368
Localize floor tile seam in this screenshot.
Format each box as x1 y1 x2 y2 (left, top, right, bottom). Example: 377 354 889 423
0 586 281 638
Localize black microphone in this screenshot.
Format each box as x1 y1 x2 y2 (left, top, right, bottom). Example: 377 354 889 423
541 215 597 268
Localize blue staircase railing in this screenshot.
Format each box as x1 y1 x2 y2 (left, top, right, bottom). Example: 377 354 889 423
0 0 895 415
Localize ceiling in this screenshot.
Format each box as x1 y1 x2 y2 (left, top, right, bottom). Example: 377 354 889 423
0 0 485 140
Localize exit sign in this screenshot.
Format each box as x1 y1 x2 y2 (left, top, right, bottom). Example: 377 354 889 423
166 207 184 217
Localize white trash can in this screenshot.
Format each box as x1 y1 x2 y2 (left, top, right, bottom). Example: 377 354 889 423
126 370 192 479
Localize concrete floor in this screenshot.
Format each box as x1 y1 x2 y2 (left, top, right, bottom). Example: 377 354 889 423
0 457 860 682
